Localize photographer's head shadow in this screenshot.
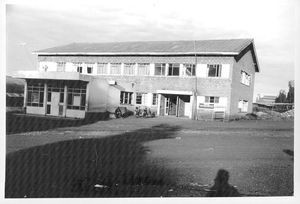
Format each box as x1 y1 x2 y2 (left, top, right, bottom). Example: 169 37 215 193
206 169 240 197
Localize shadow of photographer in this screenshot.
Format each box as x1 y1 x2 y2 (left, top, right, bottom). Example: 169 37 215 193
206 169 240 197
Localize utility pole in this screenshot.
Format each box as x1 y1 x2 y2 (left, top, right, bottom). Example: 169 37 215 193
191 40 198 120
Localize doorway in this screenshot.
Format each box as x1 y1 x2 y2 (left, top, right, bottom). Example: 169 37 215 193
50 92 60 116
165 95 177 115
158 91 192 118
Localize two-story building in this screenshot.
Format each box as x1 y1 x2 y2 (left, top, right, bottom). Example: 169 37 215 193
15 39 259 120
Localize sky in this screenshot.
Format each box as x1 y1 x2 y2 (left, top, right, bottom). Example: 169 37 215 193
5 0 297 98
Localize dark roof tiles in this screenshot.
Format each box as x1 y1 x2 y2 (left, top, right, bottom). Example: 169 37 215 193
36 39 254 54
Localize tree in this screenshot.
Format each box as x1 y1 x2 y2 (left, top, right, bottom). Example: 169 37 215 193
275 90 287 103
286 81 294 103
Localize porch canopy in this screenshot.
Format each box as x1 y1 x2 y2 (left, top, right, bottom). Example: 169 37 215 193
156 89 193 95
14 71 92 82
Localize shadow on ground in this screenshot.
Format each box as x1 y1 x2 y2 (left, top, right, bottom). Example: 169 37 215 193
6 112 110 134
6 124 182 198
283 149 294 157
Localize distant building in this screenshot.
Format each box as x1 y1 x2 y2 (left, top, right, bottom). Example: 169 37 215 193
256 94 277 104
15 39 259 120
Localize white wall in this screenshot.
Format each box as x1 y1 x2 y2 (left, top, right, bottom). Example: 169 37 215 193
26 106 45 115
39 61 57 72
66 109 85 118
149 64 155 76
65 62 77 72
197 64 207 77
221 64 230 79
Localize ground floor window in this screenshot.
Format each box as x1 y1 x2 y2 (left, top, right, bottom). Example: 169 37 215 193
47 85 64 103
67 86 86 110
200 96 220 108
120 91 133 104
238 100 248 112
205 96 219 103
152 93 158 105
27 83 44 107
136 92 147 105
60 92 64 103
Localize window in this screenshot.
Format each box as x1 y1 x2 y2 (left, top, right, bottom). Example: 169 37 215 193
87 65 93 74
207 64 222 77
120 91 133 104
46 104 51 114
75 63 83 73
110 63 121 75
183 64 196 76
27 83 44 107
47 92 51 102
97 63 108 75
59 92 64 103
238 100 248 112
136 93 147 105
73 95 81 106
205 96 219 104
152 93 158 105
57 62 66 72
47 84 64 104
168 63 180 76
205 96 219 103
241 71 251 86
137 63 150 76
154 63 166 76
67 84 87 110
124 63 136 75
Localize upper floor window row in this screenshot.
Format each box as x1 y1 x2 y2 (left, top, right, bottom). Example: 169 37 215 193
50 62 229 78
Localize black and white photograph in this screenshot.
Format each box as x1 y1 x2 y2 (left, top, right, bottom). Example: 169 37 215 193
1 0 299 202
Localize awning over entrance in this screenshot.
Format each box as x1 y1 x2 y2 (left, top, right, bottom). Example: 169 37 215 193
156 90 193 96
14 71 92 82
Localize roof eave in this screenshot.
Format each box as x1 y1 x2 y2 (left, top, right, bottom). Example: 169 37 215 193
251 41 260 72
33 51 239 56
234 41 260 72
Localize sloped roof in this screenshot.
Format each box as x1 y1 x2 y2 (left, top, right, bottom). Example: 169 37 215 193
36 39 252 54
35 39 259 72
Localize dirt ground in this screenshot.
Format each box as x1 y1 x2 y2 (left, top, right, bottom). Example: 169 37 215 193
6 115 294 197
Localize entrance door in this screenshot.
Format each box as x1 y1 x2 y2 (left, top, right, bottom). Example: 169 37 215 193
165 97 170 115
168 96 177 115
164 95 177 116
50 92 60 116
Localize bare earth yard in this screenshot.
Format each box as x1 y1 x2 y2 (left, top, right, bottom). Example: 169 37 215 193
6 115 294 197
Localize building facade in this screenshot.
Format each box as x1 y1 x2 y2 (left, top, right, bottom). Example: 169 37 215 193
16 39 259 120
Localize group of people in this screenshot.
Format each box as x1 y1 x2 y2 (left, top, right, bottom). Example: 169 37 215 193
135 107 155 118
114 106 156 118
